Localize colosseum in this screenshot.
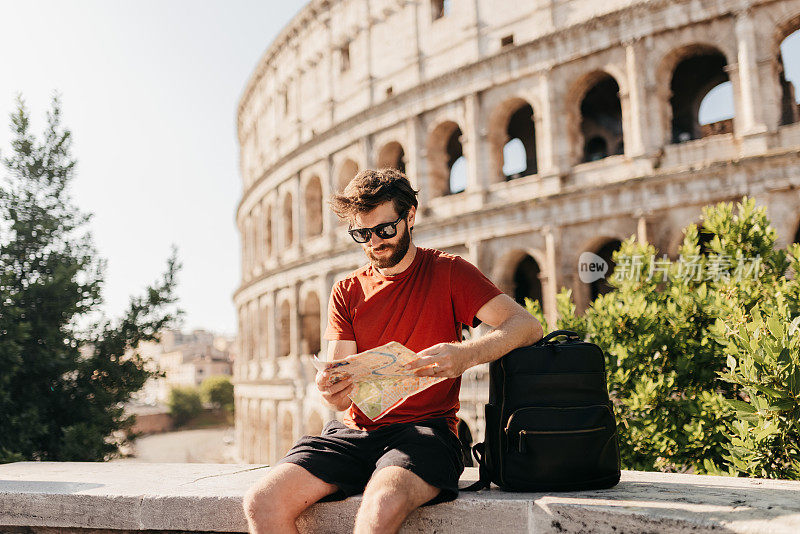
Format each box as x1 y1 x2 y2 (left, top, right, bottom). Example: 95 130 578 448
233 0 800 464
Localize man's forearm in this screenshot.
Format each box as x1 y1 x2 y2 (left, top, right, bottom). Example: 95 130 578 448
462 313 543 367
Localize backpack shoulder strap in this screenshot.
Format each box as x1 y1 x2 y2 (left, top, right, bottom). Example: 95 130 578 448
461 442 490 491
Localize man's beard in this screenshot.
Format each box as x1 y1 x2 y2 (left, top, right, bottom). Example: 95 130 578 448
366 223 410 269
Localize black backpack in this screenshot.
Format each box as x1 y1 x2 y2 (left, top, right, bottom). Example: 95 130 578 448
464 330 621 492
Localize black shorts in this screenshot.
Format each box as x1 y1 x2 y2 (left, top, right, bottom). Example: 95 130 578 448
275 417 465 506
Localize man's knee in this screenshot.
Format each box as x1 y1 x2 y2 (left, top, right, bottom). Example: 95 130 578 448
358 467 439 526
242 470 287 523
360 484 412 521
243 463 332 524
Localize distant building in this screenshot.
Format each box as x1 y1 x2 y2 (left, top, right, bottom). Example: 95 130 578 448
130 329 236 405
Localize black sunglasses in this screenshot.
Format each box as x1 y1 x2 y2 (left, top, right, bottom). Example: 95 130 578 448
348 214 406 243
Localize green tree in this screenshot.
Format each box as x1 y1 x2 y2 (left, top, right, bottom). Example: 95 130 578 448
543 197 800 476
200 375 234 412
168 386 203 427
0 95 182 462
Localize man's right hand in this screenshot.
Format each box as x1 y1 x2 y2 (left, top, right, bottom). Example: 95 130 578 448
315 370 354 411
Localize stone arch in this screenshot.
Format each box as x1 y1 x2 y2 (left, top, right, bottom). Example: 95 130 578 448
244 213 254 275
263 202 272 258
306 411 324 436
656 44 734 144
304 175 323 237
253 205 263 266
237 307 248 362
492 249 547 313
774 15 800 125
566 70 625 165
257 301 268 361
278 410 295 457
426 120 465 197
336 158 359 192
248 302 258 363
377 141 406 174
278 299 291 357
487 97 538 183
300 290 321 356
589 238 623 302
247 399 259 463
283 191 294 247
258 400 272 464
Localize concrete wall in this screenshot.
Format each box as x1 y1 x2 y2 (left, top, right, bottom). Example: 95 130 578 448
1 463 799 533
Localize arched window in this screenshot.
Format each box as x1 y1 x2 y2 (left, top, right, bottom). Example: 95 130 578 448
249 304 257 363
264 204 272 258
259 404 271 463
504 104 537 179
256 302 266 361
590 239 621 301
579 75 623 162
779 28 800 125
305 176 323 237
377 141 406 174
283 192 293 246
279 300 291 357
260 303 270 360
669 47 732 142
427 121 466 197
512 254 543 312
301 291 321 355
337 159 359 192
238 307 248 362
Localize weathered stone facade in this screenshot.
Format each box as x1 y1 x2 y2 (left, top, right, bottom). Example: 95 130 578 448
234 0 800 464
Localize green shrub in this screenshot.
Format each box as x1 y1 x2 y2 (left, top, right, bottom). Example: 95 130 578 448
711 286 800 478
540 197 800 478
168 386 202 427
200 375 234 412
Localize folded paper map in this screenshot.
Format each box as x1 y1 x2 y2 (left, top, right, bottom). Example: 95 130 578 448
312 341 446 421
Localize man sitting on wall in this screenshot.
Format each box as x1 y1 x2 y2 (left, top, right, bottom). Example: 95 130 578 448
243 168 543 534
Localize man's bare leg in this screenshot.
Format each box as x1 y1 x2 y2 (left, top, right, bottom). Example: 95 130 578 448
353 466 441 534
243 463 339 534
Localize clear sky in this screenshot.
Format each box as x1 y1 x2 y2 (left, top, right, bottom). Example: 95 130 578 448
0 0 307 336
1 2 797 337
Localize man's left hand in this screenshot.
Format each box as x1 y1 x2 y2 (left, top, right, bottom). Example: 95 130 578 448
403 342 474 378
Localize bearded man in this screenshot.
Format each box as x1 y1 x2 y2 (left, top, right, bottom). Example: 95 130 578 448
243 168 543 534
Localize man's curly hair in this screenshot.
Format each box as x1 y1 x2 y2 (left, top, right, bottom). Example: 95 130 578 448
329 168 419 220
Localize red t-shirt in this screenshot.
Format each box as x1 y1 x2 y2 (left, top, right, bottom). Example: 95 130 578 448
324 246 503 435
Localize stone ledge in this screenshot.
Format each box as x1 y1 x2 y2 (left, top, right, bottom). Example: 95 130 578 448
0 462 799 533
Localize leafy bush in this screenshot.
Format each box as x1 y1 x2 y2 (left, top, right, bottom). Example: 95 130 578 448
710 261 800 478
200 375 234 412
168 386 202 427
538 197 800 477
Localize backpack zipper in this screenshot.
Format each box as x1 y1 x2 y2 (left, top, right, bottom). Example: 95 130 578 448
517 427 606 453
504 404 613 433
